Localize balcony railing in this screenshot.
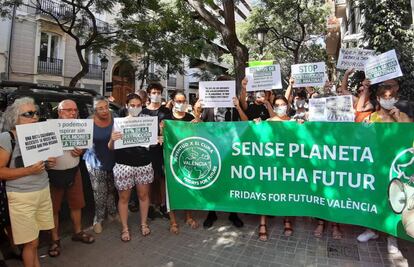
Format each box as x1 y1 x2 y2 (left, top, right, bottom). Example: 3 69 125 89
38 57 63 75
84 64 102 80
35 0 111 32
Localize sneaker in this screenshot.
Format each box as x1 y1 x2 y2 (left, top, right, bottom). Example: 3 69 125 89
387 236 400 254
229 213 244 228
203 211 218 228
357 229 378 242
93 223 103 234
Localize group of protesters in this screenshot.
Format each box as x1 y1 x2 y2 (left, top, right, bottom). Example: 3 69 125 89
0 66 412 267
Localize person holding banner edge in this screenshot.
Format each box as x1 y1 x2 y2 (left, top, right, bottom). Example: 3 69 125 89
356 81 411 254
165 90 201 234
0 97 56 267
200 75 245 229
108 94 154 241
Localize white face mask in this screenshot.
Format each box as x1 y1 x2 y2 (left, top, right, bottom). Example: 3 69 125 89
274 105 287 117
174 103 187 112
128 106 142 117
379 97 398 110
150 94 162 103
294 99 306 109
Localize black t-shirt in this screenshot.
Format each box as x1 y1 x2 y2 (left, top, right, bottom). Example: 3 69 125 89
245 103 270 120
172 113 194 122
141 106 172 173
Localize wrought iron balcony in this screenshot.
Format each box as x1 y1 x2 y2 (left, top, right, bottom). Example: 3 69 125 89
35 0 111 32
84 64 103 80
37 57 63 75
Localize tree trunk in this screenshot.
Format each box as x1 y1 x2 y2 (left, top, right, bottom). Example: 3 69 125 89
69 44 89 87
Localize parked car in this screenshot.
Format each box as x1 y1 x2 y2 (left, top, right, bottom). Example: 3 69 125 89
0 81 121 222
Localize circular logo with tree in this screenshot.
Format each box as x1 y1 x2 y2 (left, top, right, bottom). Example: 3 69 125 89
170 137 221 189
389 148 414 182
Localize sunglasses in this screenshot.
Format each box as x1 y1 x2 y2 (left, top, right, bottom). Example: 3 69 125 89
19 111 39 118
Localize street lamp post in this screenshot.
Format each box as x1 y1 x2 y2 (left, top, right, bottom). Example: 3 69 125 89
100 56 109 96
256 28 267 60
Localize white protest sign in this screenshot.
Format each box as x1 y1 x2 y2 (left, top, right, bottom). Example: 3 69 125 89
308 95 354 122
336 48 375 71
291 62 326 87
199 81 235 108
16 120 63 166
50 119 93 150
364 49 403 84
113 116 158 149
308 98 327 122
245 64 282 91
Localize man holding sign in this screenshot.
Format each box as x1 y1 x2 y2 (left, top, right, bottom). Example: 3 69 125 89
47 100 94 257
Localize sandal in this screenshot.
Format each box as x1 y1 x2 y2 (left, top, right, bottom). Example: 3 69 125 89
185 218 199 229
141 224 151 236
48 240 61 257
283 220 293 237
71 231 95 244
121 229 131 242
332 223 343 240
314 220 325 238
169 223 179 234
258 224 268 242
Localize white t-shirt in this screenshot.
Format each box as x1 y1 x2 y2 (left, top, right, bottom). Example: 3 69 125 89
52 150 80 170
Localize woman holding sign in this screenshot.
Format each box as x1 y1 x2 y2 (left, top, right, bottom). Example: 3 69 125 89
108 94 154 241
0 97 56 267
165 90 200 234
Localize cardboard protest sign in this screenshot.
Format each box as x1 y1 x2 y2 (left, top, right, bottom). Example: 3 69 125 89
51 119 93 150
309 95 354 122
16 120 63 166
245 63 282 92
336 48 376 71
113 116 158 149
199 81 236 108
291 62 326 87
364 49 403 84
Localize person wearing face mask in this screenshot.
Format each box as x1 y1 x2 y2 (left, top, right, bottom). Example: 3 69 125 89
165 90 200 234
141 83 172 219
364 85 411 123
254 95 293 241
240 78 274 120
291 91 309 121
108 94 154 241
268 95 290 121
200 76 246 229
356 85 411 254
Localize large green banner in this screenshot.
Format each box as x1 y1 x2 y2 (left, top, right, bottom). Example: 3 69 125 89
163 120 414 240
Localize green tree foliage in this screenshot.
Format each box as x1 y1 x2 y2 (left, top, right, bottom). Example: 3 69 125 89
359 0 414 100
116 0 217 88
242 0 329 82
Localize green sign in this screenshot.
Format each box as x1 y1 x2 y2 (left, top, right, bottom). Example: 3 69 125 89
164 120 414 240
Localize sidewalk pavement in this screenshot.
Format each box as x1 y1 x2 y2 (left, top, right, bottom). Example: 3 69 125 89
6 211 414 267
